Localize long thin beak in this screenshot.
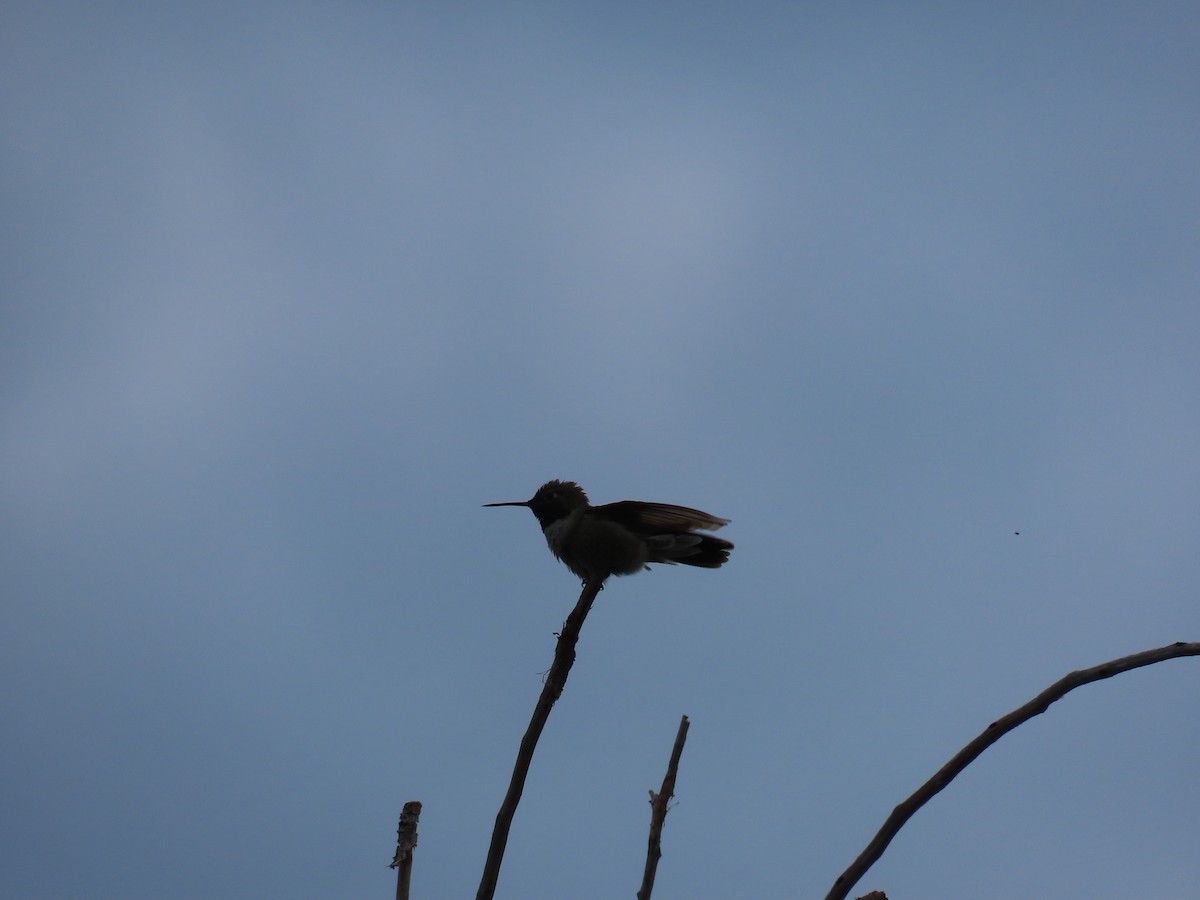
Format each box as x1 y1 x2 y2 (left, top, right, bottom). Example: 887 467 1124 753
482 500 530 508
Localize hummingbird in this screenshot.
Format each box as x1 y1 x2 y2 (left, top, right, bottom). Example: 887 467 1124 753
484 480 733 585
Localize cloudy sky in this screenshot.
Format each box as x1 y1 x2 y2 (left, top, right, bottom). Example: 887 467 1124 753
3 3 1198 898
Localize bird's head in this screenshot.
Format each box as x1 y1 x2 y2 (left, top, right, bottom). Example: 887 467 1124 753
484 480 590 527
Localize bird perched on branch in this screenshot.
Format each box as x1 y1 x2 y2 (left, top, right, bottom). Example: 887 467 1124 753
484 480 733 586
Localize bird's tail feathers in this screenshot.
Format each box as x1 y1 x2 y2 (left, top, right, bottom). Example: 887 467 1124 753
646 533 734 569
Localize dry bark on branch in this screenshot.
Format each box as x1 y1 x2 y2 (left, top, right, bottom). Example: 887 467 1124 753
389 800 422 900
637 714 691 900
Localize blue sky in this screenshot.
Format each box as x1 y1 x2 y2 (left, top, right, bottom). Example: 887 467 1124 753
2 3 1198 898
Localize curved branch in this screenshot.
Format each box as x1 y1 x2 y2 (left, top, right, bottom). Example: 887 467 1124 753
826 641 1200 900
476 580 605 900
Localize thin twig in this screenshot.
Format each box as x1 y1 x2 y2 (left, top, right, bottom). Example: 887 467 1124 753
638 714 691 900
476 580 605 900
389 800 422 900
826 641 1200 900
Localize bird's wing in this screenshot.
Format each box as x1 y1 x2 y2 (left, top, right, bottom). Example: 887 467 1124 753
593 500 729 533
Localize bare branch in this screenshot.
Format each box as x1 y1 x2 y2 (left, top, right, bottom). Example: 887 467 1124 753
476 580 605 900
638 714 691 900
389 800 422 900
826 641 1200 900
